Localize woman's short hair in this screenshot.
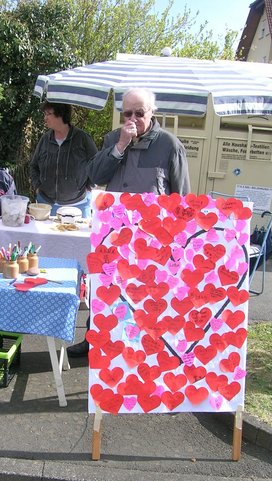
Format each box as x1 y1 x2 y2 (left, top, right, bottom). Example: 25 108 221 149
42 101 72 124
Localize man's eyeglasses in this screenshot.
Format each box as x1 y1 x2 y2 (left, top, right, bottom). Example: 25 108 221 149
123 109 148 118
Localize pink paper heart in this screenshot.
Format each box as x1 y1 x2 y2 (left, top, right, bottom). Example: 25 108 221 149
114 303 127 319
111 217 123 230
192 238 204 251
91 299 105 314
176 286 189 300
143 192 156 206
172 246 184 261
185 249 194 262
237 233 248 246
155 270 168 283
225 257 237 270
119 244 130 259
125 324 140 340
218 212 227 222
112 204 125 217
123 396 137 411
115 275 127 289
100 223 111 236
210 317 223 332
168 276 180 289
182 352 195 366
237 262 248 275
136 259 148 269
103 262 116 276
224 229 236 242
205 228 219 242
235 219 246 231
205 271 218 283
168 260 180 275
230 245 244 259
186 220 197 234
98 211 112 223
209 395 223 410
99 274 113 287
90 232 103 248
154 385 165 396
175 232 187 246
177 339 188 352
233 366 247 380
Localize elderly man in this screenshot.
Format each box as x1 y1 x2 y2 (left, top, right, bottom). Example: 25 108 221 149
67 87 191 358
87 87 190 195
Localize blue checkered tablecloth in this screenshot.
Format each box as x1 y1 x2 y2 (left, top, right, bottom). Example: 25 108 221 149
0 257 81 342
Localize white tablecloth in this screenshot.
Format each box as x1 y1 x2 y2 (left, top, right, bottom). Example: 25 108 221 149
0 219 91 272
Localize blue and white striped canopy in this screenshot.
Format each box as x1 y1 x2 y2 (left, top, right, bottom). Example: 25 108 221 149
33 54 272 117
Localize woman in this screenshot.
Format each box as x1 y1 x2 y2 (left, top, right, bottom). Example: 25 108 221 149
30 101 97 217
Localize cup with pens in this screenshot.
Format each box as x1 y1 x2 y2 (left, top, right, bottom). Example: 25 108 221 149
1 242 41 277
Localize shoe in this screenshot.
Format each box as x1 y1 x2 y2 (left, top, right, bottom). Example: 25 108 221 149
67 339 89 358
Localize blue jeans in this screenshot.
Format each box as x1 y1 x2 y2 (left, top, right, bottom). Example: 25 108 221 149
36 191 92 218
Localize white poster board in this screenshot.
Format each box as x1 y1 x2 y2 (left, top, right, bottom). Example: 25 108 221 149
88 191 251 415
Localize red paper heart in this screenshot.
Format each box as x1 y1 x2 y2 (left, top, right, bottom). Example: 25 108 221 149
151 245 172 265
218 381 241 401
99 367 124 387
162 315 185 335
223 328 247 348
194 345 217 364
99 389 124 414
185 193 209 211
120 192 144 210
205 372 228 391
144 298 167 317
215 197 242 217
184 365 206 383
93 314 118 331
189 308 212 328
137 394 161 413
137 265 156 284
195 212 218 231
95 192 115 210
141 334 165 355
193 254 215 273
162 217 186 237
117 374 155 396
227 287 249 306
122 347 146 368
203 243 226 263
188 288 209 308
157 351 180 371
161 391 185 410
24 277 48 285
138 217 161 236
222 310 245 330
138 203 160 219
219 352 240 372
173 205 195 221
157 193 182 212
137 363 161 382
86 253 103 273
146 282 169 301
86 329 110 347
95 245 120 263
185 385 209 404
203 284 226 304
101 340 124 359
90 384 103 404
209 333 229 352
234 206 252 220
117 259 141 280
163 372 187 392
184 321 205 342
126 284 148 303
134 239 157 260
218 266 239 286
171 296 193 315
88 348 110 369
96 285 121 305
14 282 34 291
134 309 157 329
181 269 204 288
152 226 174 246
110 227 133 246
145 320 168 340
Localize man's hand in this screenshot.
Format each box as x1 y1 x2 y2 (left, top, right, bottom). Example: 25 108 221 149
116 120 137 154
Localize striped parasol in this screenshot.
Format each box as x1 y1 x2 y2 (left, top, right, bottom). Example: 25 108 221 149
33 54 272 117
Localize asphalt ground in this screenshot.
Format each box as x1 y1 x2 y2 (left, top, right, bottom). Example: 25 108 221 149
0 267 271 481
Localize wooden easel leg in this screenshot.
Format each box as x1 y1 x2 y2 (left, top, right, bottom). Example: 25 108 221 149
232 405 243 461
92 406 102 460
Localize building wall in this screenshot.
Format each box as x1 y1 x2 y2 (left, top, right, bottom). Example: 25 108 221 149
247 9 272 62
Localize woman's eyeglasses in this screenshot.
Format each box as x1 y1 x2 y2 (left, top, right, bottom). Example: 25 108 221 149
123 109 147 118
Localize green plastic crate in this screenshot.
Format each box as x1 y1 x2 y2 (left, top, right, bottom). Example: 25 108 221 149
0 331 23 387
